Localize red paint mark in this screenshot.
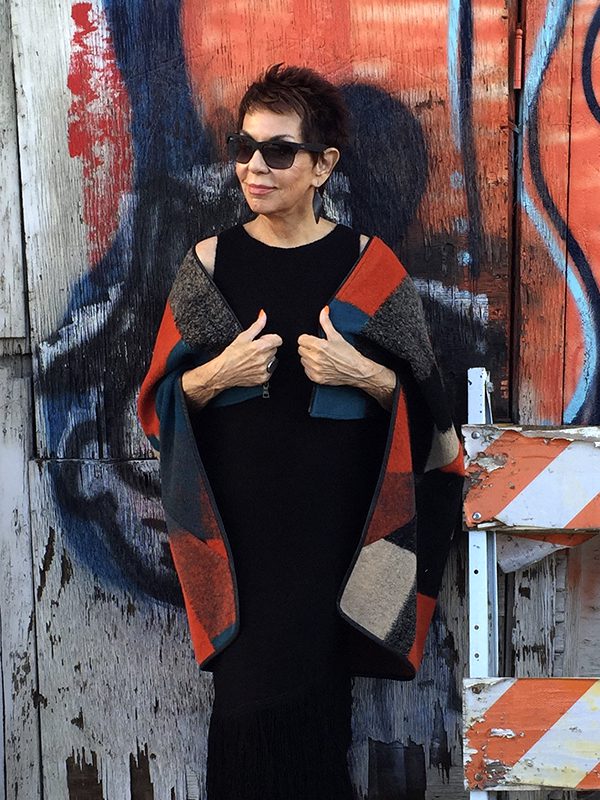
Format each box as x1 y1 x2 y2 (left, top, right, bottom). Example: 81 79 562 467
67 2 133 266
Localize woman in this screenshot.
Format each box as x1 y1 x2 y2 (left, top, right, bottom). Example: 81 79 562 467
138 64 464 800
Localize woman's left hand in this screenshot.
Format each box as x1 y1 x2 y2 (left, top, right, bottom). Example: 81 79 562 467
297 306 372 387
298 307 397 410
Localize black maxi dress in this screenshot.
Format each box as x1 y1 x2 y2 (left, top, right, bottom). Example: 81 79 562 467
191 223 389 800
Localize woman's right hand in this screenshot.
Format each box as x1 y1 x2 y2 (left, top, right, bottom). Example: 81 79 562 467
181 310 282 408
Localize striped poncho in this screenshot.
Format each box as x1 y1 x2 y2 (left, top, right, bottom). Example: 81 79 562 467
138 235 465 680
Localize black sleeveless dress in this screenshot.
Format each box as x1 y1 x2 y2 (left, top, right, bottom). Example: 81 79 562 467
191 223 389 800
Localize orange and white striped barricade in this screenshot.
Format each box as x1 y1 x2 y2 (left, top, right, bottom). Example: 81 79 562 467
463 678 600 791
463 368 600 798
464 423 600 572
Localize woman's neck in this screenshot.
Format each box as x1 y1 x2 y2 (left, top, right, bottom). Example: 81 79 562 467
244 212 336 249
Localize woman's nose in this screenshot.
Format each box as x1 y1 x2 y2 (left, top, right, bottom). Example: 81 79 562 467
247 148 269 172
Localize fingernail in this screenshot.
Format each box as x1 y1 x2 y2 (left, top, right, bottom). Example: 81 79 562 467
259 308 265 316
324 305 329 314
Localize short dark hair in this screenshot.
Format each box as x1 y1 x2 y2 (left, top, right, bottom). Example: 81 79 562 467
237 63 349 150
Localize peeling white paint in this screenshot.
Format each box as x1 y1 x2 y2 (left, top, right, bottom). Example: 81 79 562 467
489 728 518 738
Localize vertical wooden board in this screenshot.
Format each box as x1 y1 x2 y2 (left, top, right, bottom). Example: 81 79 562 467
509 10 600 798
0 361 41 800
558 4 600 777
562 0 600 425
0 0 26 339
515 0 573 424
9 0 145 461
465 0 512 412
504 550 577 800
350 540 469 799
29 459 212 800
9 0 89 344
566 531 600 678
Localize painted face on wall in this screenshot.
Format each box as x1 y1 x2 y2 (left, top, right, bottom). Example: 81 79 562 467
235 108 324 220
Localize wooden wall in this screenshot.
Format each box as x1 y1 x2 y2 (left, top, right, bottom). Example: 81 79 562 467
1 0 599 798
505 2 600 798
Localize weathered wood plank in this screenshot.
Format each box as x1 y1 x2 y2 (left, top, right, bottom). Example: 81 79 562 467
0 358 41 800
9 0 88 347
565 531 600 679
514 0 572 423
464 677 600 790
29 458 211 800
508 7 599 800
556 5 600 780
562 0 600 427
0 0 26 340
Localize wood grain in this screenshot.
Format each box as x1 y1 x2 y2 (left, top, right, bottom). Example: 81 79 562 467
0 0 26 341
562 0 600 426
509 5 600 799
0 360 41 800
514 0 572 424
29 458 212 800
9 0 88 346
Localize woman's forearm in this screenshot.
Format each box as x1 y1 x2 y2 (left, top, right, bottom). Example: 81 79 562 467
353 358 397 411
181 356 229 410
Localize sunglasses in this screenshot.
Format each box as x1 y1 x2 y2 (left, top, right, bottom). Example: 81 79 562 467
226 133 328 170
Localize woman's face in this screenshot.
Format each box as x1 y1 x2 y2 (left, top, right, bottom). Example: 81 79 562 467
235 108 325 220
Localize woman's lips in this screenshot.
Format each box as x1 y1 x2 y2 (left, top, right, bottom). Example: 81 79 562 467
247 184 275 196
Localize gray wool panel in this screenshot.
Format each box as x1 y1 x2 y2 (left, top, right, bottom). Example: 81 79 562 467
362 278 436 382
384 581 417 650
169 247 241 351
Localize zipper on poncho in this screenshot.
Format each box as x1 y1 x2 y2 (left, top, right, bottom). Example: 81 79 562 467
262 380 270 398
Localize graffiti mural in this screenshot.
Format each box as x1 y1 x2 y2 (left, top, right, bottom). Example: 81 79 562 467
518 0 600 425
29 0 518 796
36 0 510 596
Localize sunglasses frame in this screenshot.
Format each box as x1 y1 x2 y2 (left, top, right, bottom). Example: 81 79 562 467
226 133 330 169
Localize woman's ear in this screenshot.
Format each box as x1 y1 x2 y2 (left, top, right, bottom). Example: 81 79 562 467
315 147 340 183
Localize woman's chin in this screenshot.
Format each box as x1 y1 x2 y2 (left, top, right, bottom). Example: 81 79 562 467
245 194 273 209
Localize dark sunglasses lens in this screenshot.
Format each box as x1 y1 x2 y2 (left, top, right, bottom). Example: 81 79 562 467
261 143 295 169
228 137 254 163
227 136 297 168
